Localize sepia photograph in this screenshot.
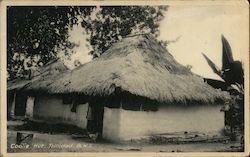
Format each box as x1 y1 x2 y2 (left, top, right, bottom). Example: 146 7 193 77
0 0 249 156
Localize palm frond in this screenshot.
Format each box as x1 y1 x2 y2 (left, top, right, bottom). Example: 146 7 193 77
202 53 222 78
221 35 234 70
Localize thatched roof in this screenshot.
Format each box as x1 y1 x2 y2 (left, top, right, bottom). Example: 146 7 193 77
7 59 68 91
24 34 229 104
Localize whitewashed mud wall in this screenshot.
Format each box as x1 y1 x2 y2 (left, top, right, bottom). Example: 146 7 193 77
103 105 224 142
33 95 88 129
102 107 121 141
25 96 35 118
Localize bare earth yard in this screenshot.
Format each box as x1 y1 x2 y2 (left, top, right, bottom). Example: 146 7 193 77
7 120 243 152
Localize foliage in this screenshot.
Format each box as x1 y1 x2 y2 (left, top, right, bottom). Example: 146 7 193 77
7 6 167 80
82 6 167 57
202 35 244 93
203 35 244 137
7 6 94 79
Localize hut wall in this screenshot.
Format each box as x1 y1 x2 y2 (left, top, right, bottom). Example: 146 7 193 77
102 104 224 141
33 95 88 129
102 107 121 141
25 96 35 118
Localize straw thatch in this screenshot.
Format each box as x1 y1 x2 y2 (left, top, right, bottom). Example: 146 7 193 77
8 59 68 91
24 34 229 104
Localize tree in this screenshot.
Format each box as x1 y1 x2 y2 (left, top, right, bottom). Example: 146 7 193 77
7 6 94 79
203 35 244 138
202 35 244 93
7 6 167 80
82 6 167 57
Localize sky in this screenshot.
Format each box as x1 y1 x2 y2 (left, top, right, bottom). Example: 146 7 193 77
66 5 249 80
158 5 249 80
60 24 93 68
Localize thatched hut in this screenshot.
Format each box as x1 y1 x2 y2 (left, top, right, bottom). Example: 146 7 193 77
23 34 229 141
7 59 68 119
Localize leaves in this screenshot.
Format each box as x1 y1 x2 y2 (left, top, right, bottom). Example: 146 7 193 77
221 35 234 71
82 6 168 56
7 6 167 80
202 53 222 78
7 6 94 80
203 35 244 89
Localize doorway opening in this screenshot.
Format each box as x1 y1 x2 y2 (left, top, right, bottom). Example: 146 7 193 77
14 92 27 116
86 101 104 138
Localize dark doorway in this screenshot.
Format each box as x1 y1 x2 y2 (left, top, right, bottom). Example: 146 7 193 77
7 91 14 119
14 92 27 116
86 101 104 136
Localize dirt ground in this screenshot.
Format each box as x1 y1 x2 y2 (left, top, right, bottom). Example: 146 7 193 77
7 120 243 152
